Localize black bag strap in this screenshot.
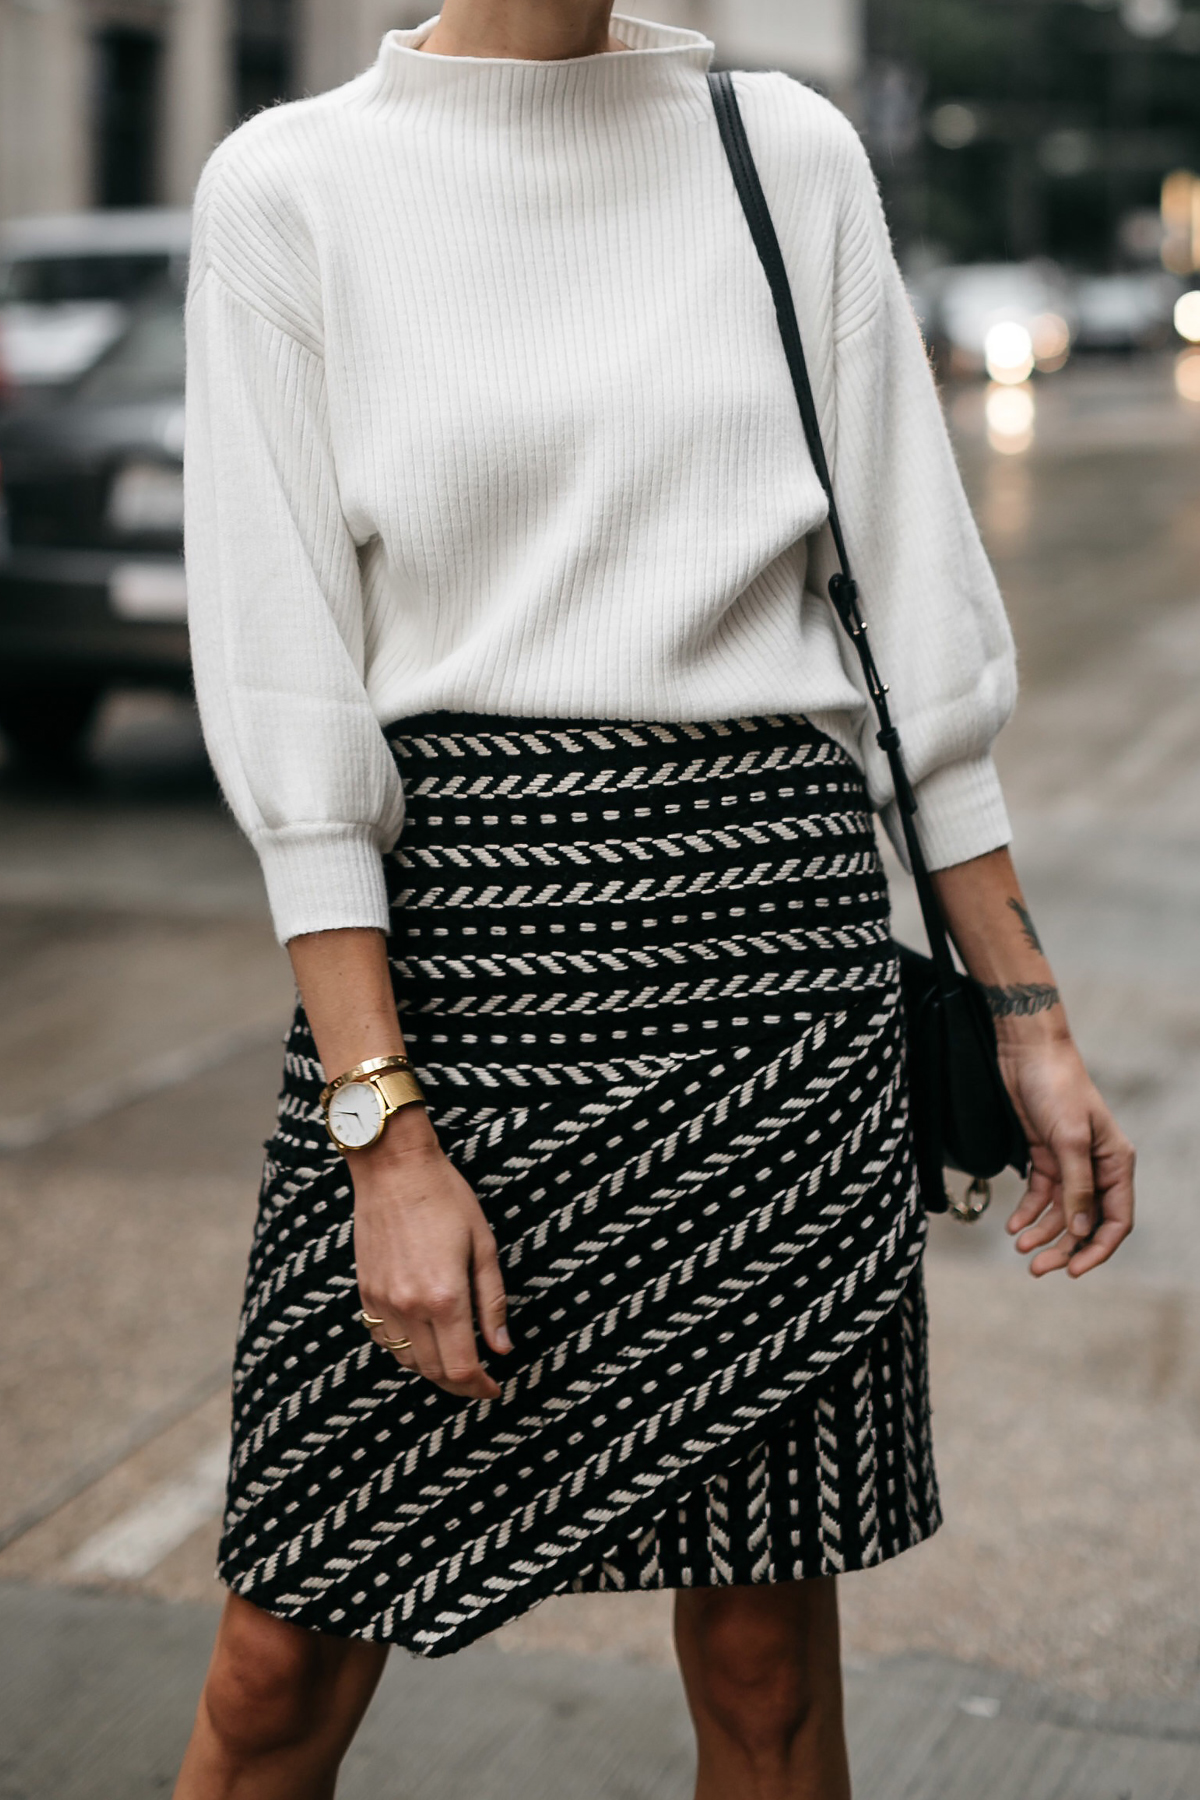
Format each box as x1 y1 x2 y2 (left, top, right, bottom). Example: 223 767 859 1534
708 69 956 986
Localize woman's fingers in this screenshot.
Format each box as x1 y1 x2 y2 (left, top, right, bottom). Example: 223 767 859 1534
1015 1200 1068 1256
1006 1186 1049 1234
1047 1118 1098 1242
1008 1154 1066 1258
1029 1231 1082 1277
1011 1190 1083 1275
472 1230 513 1359
1065 1214 1132 1277
1066 1112 1135 1278
1006 1155 1056 1235
1007 1098 1135 1279
365 1303 439 1378
363 1275 499 1399
366 1293 490 1396
393 1317 441 1379
428 1289 500 1400
369 1282 505 1398
382 1239 508 1399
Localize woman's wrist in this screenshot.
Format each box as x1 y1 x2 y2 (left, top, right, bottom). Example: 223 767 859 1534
983 981 1068 1045
991 1005 1072 1052
930 849 1075 1051
347 1102 440 1174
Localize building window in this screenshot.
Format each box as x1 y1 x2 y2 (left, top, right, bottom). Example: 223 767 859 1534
236 0 294 122
93 27 162 208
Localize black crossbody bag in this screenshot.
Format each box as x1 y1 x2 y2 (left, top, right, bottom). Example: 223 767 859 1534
709 70 1029 1218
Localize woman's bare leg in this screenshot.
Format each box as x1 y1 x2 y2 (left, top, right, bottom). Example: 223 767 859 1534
173 1592 388 1800
674 1579 851 1800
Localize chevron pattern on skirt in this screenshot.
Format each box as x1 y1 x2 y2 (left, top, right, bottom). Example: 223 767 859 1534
218 713 939 1655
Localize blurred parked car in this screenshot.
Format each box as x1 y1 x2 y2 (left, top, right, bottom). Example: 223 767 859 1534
1072 270 1183 353
0 279 187 767
915 260 1078 381
0 209 190 406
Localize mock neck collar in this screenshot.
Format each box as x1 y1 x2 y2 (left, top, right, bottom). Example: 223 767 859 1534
366 13 715 110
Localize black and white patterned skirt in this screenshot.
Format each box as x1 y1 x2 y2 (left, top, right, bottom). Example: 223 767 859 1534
218 714 939 1655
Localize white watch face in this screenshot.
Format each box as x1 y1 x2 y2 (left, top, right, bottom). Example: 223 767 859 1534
327 1080 385 1149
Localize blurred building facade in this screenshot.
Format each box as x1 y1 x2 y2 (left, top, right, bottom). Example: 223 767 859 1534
862 0 1200 268
0 0 862 223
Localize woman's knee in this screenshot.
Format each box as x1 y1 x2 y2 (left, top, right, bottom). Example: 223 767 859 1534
201 1596 337 1761
678 1582 841 1756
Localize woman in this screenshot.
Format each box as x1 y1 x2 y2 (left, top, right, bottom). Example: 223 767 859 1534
175 3 1135 1795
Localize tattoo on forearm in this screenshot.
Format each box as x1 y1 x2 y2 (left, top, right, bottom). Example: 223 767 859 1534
1006 898 1044 955
983 982 1061 1018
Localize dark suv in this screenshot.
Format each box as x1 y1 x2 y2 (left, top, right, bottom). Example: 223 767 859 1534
0 280 188 766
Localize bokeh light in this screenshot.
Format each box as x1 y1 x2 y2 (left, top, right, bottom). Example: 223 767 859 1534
1031 312 1071 371
985 382 1036 453
1174 349 1200 402
984 321 1036 385
1174 291 1200 344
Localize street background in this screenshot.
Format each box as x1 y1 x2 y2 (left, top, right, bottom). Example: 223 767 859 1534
3 0 1200 1793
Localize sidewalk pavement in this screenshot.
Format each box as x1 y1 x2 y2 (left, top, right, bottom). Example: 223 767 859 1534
3 1581 1199 1800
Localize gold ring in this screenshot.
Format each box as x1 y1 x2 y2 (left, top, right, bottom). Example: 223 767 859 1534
383 1336 412 1352
358 1311 386 1329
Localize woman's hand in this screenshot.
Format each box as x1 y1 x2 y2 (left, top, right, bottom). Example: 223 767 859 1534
284 928 512 1401
350 1106 512 1398
931 846 1135 1279
997 1035 1135 1278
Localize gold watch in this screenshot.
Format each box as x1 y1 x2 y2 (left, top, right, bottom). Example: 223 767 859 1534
319 1054 425 1152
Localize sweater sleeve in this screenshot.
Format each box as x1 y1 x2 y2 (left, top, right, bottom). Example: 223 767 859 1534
814 119 1017 871
184 142 405 944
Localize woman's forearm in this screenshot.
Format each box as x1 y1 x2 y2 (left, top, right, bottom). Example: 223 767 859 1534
289 926 406 1075
931 846 1064 1045
287 926 435 1147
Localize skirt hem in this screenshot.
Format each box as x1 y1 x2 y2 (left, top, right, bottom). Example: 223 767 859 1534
214 1497 943 1658
216 1471 941 1659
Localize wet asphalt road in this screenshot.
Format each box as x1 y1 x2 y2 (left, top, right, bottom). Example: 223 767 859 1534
2 354 1200 1790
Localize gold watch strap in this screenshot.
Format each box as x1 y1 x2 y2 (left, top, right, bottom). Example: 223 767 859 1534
373 1066 426 1115
320 1053 412 1110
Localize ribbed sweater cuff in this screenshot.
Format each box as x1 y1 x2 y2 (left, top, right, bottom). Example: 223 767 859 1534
884 753 1012 873
253 824 391 945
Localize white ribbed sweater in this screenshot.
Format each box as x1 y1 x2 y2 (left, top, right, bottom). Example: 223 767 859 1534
184 13 1016 945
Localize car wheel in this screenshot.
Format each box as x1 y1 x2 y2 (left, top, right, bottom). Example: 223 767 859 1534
0 681 105 772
